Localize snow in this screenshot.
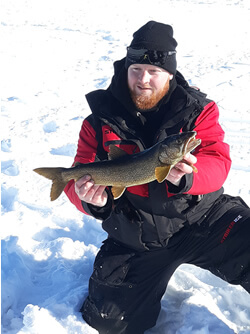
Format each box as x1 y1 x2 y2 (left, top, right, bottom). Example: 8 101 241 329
1 0 250 333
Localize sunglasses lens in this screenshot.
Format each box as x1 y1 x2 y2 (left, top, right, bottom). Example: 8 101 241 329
127 47 176 66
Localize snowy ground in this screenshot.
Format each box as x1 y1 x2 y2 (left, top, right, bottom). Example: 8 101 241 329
1 0 250 333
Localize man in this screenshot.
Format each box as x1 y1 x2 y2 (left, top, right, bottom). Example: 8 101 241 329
64 21 250 334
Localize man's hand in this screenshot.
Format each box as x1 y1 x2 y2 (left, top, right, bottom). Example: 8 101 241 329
75 175 108 207
166 153 197 186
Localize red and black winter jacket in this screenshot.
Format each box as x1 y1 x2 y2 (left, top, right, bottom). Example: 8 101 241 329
65 59 233 251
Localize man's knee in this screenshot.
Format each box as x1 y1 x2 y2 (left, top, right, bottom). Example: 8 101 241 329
80 239 168 333
80 272 160 334
81 295 158 334
81 296 129 334
210 215 250 290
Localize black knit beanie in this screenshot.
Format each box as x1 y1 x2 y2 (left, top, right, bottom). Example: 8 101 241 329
125 21 177 74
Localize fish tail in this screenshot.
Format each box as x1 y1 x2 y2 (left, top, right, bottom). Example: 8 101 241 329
33 167 68 201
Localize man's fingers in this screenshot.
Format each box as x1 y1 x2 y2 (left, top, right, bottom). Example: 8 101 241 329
175 154 197 174
166 153 198 186
75 178 107 207
94 186 108 203
76 179 95 199
84 184 108 206
94 185 107 198
75 174 91 189
174 162 193 174
182 153 197 164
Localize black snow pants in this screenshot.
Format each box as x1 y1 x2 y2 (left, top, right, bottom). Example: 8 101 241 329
81 205 250 334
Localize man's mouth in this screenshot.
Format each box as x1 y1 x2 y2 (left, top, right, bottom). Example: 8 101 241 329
138 85 151 88
137 85 152 92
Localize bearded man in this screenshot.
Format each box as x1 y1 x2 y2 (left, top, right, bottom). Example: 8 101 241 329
64 21 250 334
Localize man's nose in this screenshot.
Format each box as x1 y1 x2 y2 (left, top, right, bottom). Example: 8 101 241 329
139 70 150 83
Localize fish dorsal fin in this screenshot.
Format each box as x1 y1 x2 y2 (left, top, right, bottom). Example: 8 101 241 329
111 186 126 199
108 145 128 160
155 166 172 183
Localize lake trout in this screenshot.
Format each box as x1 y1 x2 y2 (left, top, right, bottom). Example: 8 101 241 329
34 131 201 201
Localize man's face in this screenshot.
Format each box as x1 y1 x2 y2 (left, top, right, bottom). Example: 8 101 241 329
127 64 173 110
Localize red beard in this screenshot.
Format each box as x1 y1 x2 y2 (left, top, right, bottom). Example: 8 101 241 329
129 79 170 110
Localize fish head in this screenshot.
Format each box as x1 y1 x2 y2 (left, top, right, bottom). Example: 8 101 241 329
158 131 201 165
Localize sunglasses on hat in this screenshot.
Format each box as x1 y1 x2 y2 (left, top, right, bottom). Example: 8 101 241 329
126 47 176 66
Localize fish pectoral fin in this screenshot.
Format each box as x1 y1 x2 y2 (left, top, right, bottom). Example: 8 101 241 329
155 166 172 183
108 145 128 160
111 186 126 199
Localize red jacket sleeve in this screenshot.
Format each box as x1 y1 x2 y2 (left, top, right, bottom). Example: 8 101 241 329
187 101 231 195
64 118 98 214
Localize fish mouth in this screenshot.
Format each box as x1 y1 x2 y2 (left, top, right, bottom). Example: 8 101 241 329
185 132 201 154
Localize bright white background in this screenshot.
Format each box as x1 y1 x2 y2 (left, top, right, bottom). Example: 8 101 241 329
1 0 250 333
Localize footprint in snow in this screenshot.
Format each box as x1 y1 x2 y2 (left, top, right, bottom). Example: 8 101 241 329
50 144 76 157
1 139 12 152
94 77 109 88
1 160 20 176
43 121 58 133
1 185 18 212
7 96 19 102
